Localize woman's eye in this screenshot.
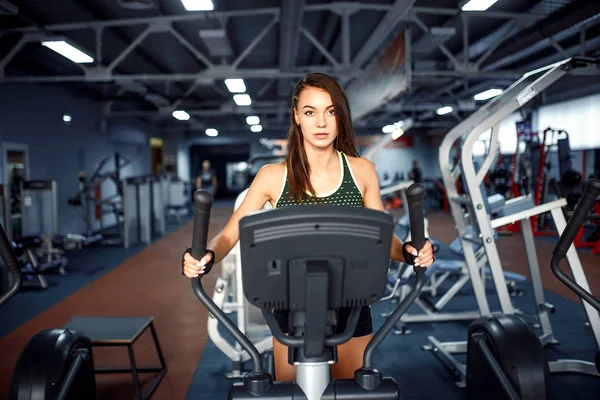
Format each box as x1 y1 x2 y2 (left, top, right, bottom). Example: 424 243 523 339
304 111 313 115
327 109 335 115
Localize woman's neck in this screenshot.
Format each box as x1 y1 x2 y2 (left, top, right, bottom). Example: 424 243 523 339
303 144 338 176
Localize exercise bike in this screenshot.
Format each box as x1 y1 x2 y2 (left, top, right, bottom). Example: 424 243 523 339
0 226 97 400
465 178 600 400
189 183 428 400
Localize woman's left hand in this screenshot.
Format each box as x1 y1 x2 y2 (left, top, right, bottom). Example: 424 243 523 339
404 239 435 268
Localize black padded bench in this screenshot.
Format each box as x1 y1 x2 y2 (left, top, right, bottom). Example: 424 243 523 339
63 316 166 400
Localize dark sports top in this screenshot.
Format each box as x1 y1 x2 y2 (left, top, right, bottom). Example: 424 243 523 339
275 151 364 208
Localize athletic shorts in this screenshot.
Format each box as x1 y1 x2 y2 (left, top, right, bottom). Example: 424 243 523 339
273 306 373 338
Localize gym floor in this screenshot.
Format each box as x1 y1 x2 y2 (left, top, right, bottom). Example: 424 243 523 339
0 202 599 400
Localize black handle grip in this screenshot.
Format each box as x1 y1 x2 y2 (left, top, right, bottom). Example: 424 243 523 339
553 179 600 259
189 189 266 376
363 182 427 369
190 190 213 261
406 183 426 251
0 223 20 275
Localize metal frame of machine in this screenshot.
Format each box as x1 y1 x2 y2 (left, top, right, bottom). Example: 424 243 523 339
431 57 600 386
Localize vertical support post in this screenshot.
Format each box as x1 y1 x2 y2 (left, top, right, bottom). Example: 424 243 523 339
520 217 556 342
405 26 412 93
580 25 586 57
341 9 351 66
95 27 103 64
461 129 515 314
463 15 469 65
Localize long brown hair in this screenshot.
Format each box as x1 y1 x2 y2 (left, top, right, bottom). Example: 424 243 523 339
285 73 359 202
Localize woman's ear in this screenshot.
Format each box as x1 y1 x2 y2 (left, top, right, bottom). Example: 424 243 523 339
293 108 300 126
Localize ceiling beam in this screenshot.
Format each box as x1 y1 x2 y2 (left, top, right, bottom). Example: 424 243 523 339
481 0 600 71
349 0 416 71
232 15 279 68
0 7 280 34
2 66 534 84
411 6 544 22
277 0 304 97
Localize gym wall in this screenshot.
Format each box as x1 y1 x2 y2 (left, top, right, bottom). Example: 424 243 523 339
368 136 441 180
470 92 600 182
0 83 155 235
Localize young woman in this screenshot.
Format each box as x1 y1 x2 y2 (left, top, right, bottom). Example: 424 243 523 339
182 73 435 381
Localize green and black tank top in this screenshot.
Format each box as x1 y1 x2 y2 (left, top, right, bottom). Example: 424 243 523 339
275 151 364 208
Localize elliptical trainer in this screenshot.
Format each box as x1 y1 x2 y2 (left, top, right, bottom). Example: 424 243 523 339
465 179 600 400
189 183 428 400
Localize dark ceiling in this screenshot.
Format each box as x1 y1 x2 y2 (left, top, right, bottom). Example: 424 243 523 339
0 0 599 140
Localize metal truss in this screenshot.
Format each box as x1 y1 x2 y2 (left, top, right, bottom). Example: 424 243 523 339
0 0 591 126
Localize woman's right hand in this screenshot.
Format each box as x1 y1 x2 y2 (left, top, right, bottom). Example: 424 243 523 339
182 251 213 278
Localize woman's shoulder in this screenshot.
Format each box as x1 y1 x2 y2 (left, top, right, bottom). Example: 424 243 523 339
344 153 376 176
254 161 286 182
251 162 286 199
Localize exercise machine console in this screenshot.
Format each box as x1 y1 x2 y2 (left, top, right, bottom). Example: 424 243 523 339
190 183 427 400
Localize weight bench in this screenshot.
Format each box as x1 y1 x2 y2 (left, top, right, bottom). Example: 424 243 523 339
62 316 167 400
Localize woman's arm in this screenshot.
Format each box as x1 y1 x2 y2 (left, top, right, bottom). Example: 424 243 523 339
358 159 434 267
208 165 275 264
183 164 279 277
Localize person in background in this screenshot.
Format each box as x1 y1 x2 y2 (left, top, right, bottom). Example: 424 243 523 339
196 160 217 196
409 159 423 184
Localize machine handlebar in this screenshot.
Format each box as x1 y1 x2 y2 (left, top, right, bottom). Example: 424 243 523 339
551 179 600 312
0 224 20 276
406 183 426 253
189 190 266 376
553 179 600 259
0 223 23 308
362 183 427 369
190 190 213 261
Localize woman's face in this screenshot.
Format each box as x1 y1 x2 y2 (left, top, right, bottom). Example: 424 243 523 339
293 86 338 150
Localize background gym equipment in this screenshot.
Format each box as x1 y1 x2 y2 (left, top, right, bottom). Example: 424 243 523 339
163 176 192 224
122 176 151 248
0 219 168 400
466 313 552 400
68 153 131 247
189 183 427 399
465 178 600 400
432 56 600 387
20 180 58 240
0 223 98 400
